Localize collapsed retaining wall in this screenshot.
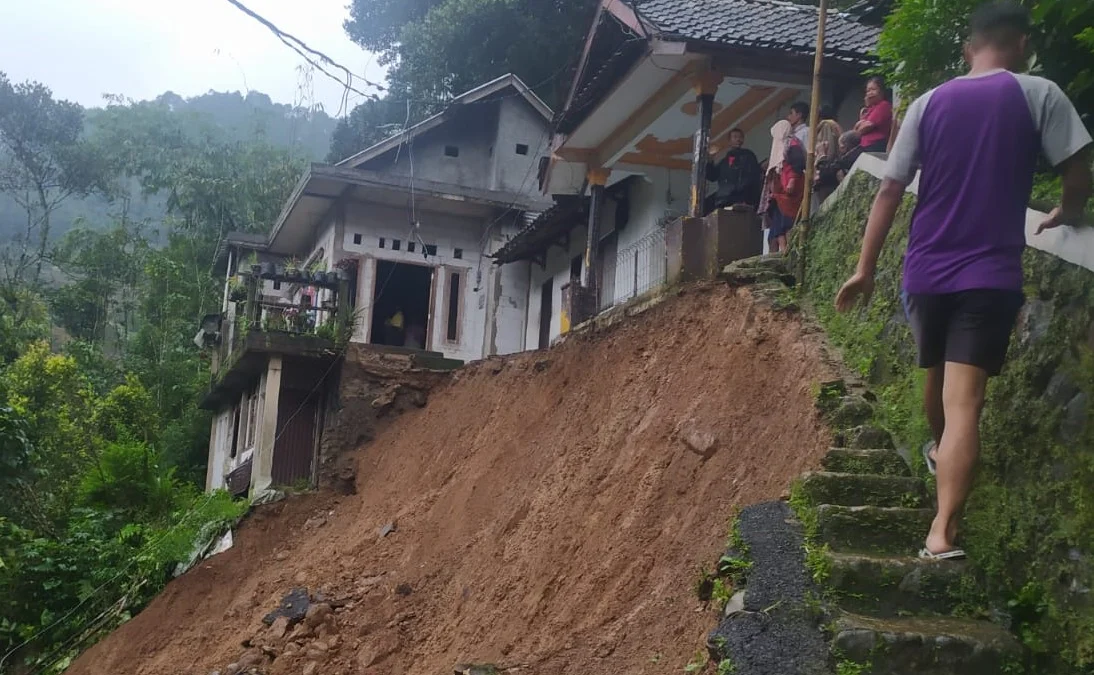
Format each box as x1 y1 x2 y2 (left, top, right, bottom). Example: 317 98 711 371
804 171 1094 672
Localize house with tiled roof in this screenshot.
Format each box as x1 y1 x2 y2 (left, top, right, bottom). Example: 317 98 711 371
493 0 881 346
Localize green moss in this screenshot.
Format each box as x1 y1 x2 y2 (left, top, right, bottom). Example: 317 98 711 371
802 171 1094 672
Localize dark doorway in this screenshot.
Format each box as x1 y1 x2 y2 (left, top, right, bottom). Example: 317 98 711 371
370 260 434 349
538 278 553 350
272 388 318 487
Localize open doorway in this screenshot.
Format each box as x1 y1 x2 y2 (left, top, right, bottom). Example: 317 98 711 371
370 260 434 349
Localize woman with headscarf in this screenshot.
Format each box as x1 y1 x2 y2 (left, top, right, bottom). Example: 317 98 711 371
758 120 792 238
854 76 893 153
760 120 806 253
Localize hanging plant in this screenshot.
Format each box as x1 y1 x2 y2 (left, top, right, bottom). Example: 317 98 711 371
228 280 247 302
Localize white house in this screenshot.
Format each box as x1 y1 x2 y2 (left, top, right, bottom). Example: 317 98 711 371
200 74 554 496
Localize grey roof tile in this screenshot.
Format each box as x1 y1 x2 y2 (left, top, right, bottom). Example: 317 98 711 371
635 0 880 63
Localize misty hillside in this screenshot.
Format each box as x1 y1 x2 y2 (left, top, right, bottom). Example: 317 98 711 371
0 89 338 241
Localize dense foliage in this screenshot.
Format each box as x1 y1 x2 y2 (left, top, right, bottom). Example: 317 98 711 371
0 74 301 673
330 0 596 162
876 0 1094 118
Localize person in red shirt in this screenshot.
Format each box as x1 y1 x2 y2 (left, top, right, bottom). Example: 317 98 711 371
769 140 805 253
855 76 893 153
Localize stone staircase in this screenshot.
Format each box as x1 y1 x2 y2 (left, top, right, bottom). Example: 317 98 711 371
798 436 1022 674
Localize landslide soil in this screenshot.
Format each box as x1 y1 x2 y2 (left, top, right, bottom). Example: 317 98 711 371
68 284 837 675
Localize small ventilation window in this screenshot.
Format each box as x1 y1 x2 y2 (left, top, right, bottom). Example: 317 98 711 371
454 248 463 259
353 232 362 245
408 241 416 253
378 237 385 249
444 145 459 158
392 239 401 251
273 281 282 291
515 143 529 156
425 244 438 256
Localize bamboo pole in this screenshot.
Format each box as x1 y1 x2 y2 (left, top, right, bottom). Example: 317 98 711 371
798 0 828 279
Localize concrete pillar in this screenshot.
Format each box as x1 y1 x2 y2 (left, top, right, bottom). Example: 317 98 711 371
689 70 723 218
205 414 219 493
250 355 283 496
576 167 611 323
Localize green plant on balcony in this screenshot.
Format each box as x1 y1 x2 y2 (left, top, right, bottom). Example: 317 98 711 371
284 258 301 278
228 279 247 303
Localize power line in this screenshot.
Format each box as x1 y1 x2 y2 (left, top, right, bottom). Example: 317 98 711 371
222 0 385 102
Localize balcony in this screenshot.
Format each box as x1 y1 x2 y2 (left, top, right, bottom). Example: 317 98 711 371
200 267 350 410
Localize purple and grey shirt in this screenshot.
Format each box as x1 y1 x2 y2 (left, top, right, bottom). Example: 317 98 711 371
886 70 1092 295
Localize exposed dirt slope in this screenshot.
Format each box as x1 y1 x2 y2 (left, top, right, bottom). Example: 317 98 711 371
69 284 837 675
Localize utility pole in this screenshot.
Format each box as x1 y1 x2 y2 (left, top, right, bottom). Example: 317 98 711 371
799 0 828 279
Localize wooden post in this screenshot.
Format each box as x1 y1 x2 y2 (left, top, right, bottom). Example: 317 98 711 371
581 167 612 309
689 70 723 218
801 0 829 222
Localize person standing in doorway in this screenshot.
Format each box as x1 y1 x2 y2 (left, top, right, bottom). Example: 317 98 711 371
835 1 1092 560
855 76 894 153
384 307 405 346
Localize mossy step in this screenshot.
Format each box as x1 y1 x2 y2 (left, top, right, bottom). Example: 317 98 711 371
816 505 934 555
800 472 925 508
831 611 1021 675
822 448 910 477
825 552 967 617
412 355 464 371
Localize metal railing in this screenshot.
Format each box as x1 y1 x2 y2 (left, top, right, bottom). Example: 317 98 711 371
599 226 668 311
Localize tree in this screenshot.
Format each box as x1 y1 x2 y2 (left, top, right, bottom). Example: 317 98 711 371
335 0 595 159
0 73 105 285
876 0 1094 117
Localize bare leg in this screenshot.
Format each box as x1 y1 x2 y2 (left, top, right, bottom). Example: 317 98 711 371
924 364 945 449
925 362 988 554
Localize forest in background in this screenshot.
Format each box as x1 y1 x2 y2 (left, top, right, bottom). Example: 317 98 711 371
1 0 1091 672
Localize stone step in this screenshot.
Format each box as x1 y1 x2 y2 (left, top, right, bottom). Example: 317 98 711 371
817 505 933 555
800 472 925 508
832 612 1021 675
412 355 464 371
825 552 967 617
822 448 910 477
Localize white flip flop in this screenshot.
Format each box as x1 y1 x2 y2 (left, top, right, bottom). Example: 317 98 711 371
918 547 966 561
922 440 938 476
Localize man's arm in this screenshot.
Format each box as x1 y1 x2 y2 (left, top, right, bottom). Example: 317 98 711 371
835 94 925 312
1027 77 1094 233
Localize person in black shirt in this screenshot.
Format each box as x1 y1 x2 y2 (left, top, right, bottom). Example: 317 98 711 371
706 128 763 213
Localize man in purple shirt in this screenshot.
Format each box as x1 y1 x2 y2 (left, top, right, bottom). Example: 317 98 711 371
835 1 1092 560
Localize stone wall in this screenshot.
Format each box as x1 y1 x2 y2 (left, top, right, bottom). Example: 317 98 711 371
803 171 1094 672
318 345 452 494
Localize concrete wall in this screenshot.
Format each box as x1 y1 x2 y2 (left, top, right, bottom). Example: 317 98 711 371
360 107 498 191
526 224 589 349
491 97 551 194
341 201 497 363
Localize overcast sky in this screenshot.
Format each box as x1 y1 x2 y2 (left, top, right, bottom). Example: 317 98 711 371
1 0 386 116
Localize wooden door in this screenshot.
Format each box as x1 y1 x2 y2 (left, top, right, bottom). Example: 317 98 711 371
272 388 318 487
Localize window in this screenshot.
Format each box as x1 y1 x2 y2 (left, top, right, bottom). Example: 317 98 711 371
392 239 401 251
408 241 416 253
230 407 241 459
244 391 259 449
515 143 529 156
453 248 463 260
378 237 385 248
273 280 282 291
447 272 462 342
425 244 438 256
444 145 459 158
353 232 362 245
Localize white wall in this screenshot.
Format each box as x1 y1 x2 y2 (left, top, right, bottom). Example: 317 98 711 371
491 97 551 194
341 201 490 362
525 224 589 349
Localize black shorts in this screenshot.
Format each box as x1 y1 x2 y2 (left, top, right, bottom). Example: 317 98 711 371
902 289 1025 376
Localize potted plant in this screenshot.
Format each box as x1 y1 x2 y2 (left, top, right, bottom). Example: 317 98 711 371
245 251 261 276
284 258 301 280
228 279 247 302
